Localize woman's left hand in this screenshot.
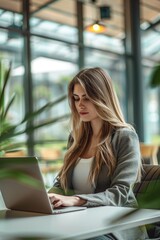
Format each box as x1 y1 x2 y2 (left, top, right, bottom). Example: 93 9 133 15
48 193 86 208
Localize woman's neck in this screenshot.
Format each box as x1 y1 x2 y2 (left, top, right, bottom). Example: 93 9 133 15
80 132 100 159
91 118 103 137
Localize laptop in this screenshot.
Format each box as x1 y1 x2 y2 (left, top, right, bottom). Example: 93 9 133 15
0 156 86 214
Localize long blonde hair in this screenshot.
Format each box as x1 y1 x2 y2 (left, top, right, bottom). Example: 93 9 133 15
59 67 134 191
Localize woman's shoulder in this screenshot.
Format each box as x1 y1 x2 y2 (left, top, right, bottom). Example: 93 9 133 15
114 127 137 136
111 127 141 166
112 127 139 144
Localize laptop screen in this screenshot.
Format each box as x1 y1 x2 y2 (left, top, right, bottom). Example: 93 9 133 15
0 156 53 214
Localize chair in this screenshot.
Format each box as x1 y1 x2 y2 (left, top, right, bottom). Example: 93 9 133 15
134 164 160 238
134 164 160 205
4 150 26 157
140 143 159 165
39 148 62 161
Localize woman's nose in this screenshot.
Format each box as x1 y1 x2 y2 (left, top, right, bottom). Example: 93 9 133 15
78 99 84 107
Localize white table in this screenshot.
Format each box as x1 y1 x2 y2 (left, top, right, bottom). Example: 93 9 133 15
0 189 160 240
0 202 160 240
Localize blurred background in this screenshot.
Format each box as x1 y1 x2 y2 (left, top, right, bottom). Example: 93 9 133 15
0 0 159 185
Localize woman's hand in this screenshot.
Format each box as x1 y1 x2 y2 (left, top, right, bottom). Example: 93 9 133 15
48 193 86 208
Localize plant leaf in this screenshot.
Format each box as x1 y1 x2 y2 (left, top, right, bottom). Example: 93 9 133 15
0 113 70 142
0 62 12 109
0 141 26 152
25 113 71 132
150 65 160 88
0 169 42 189
1 93 16 120
0 61 70 158
21 94 67 123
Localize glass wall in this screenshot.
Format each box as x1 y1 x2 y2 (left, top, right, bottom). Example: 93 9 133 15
30 36 78 157
141 5 160 143
0 0 159 162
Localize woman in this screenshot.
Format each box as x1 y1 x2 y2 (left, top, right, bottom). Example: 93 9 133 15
48 67 147 240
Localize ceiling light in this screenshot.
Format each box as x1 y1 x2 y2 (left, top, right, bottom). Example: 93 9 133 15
85 1 110 34
85 21 107 33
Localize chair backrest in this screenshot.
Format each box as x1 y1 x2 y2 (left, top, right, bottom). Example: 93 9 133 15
140 143 159 165
39 148 61 161
4 150 26 157
133 164 160 209
134 165 160 238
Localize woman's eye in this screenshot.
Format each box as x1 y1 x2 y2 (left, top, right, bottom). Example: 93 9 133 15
73 97 79 101
73 96 89 102
84 97 89 101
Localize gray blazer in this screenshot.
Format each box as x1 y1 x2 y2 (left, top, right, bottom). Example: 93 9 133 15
52 128 148 240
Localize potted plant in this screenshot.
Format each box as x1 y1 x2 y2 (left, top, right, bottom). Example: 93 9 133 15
0 61 70 184
0 61 70 155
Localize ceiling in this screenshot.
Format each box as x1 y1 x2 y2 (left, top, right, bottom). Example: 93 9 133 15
0 0 159 39
0 0 159 63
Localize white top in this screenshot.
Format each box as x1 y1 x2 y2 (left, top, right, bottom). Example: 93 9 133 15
72 157 94 194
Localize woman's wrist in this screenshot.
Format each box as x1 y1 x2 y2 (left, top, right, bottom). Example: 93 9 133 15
74 196 87 206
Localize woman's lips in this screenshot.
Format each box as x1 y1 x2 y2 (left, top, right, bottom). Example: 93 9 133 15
79 112 88 115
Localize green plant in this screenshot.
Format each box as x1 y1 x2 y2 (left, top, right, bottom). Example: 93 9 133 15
149 64 160 88
0 61 70 186
0 61 70 155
